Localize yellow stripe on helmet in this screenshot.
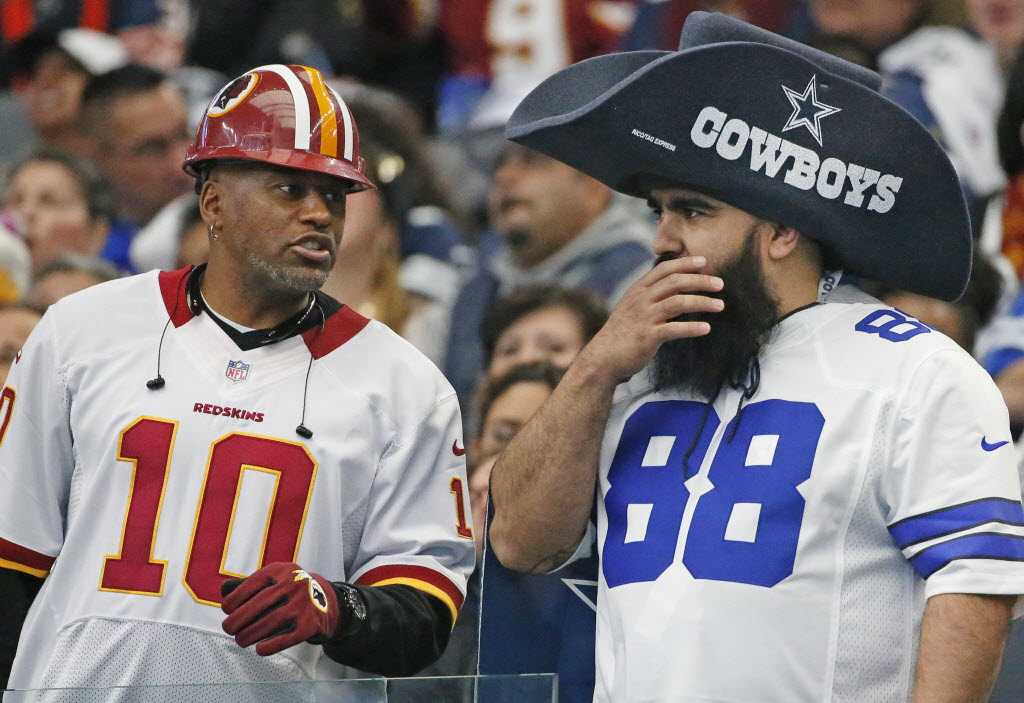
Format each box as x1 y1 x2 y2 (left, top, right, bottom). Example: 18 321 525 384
304 67 338 158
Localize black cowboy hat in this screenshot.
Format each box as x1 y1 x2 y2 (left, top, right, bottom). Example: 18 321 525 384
506 12 971 301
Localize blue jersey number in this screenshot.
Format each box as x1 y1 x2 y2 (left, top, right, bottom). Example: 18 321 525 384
603 399 824 589
855 309 931 342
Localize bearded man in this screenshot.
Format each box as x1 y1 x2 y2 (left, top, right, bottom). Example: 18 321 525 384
489 11 1024 703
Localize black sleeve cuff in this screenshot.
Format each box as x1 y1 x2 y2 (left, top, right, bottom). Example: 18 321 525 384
321 582 453 677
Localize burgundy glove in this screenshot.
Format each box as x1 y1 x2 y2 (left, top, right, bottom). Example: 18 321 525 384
221 562 340 656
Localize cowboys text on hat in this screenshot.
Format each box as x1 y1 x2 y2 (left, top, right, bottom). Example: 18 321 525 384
688 105 903 214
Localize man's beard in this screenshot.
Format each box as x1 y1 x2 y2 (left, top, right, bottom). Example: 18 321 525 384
650 224 781 399
244 249 329 292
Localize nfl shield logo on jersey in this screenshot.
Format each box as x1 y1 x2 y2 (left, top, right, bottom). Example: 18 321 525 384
225 360 250 383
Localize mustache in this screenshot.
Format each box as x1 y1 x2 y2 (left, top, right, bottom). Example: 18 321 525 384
653 251 680 267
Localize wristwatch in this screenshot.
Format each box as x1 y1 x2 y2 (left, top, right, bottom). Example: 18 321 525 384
335 582 368 625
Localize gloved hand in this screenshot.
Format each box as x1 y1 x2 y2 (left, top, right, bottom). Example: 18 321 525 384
221 562 339 656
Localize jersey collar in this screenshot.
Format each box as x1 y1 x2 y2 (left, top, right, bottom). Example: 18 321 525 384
158 265 370 356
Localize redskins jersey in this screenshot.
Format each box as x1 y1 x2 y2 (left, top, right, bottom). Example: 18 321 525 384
589 289 1024 702
0 268 475 691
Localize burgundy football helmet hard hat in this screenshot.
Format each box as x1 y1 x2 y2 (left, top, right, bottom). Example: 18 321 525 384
183 64 373 192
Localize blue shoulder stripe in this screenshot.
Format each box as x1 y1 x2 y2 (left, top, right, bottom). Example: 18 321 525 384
908 532 1024 579
889 498 1024 549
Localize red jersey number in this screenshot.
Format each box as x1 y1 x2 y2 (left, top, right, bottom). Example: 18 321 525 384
100 417 317 604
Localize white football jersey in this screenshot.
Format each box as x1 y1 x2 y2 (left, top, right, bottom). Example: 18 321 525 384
591 290 1024 703
0 269 475 692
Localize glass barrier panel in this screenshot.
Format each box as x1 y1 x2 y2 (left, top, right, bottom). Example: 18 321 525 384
1 673 557 702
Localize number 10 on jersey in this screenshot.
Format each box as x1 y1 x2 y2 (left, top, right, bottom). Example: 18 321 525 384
603 399 824 589
99 417 318 605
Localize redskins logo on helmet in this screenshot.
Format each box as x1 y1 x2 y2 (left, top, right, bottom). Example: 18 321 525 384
183 64 373 193
209 72 259 117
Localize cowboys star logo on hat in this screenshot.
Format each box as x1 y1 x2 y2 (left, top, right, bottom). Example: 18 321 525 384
781 75 841 147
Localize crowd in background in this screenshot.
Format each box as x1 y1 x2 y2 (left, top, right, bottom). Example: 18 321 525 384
4 0 1024 696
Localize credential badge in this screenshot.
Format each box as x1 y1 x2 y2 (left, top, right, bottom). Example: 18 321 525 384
225 359 251 383
781 75 841 147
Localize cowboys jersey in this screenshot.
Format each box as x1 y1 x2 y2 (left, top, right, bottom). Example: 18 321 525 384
591 289 1024 702
0 268 474 691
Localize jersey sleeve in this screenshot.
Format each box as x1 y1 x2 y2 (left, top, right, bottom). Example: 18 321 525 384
348 393 475 626
883 348 1024 600
0 313 74 577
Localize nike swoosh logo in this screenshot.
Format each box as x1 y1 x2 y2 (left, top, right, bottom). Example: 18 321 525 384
981 437 1010 452
452 440 466 456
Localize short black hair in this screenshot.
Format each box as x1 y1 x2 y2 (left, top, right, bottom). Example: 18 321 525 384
81 64 170 134
476 361 566 430
867 249 1003 352
7 29 85 81
6 148 115 223
480 284 608 364
34 253 122 283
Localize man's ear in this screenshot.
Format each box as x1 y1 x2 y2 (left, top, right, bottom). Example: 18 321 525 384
766 224 801 262
198 177 222 226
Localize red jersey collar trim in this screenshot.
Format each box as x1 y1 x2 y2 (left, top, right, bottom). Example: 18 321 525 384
302 305 370 359
158 267 196 328
160 266 370 355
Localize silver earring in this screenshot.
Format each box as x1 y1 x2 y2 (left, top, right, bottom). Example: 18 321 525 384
209 224 219 240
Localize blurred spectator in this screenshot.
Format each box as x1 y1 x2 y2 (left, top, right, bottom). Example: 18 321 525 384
437 0 637 216
879 0 1024 224
321 139 451 363
332 80 473 351
116 0 188 73
996 42 1024 276
3 148 113 273
186 0 358 76
0 215 31 303
444 143 652 402
624 0 797 50
0 302 41 383
786 0 967 69
0 0 163 82
469 361 566 549
480 284 608 381
438 0 634 134
186 1 442 124
172 202 206 268
26 253 121 309
127 192 197 272
80 63 192 271
5 28 128 157
868 250 1003 354
321 140 416 349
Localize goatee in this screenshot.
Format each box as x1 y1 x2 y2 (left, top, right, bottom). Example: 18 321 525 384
650 224 781 399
